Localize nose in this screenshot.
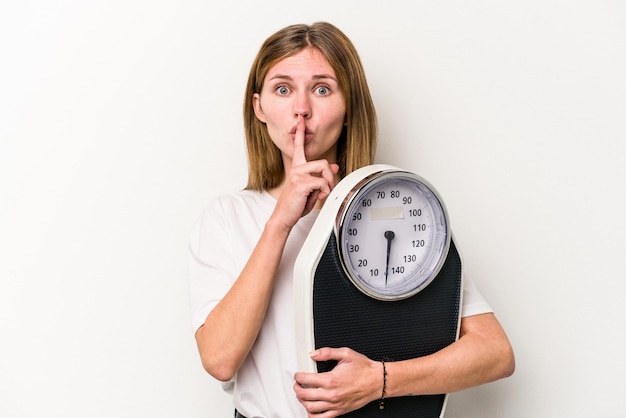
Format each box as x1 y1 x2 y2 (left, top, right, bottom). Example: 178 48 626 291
293 93 311 119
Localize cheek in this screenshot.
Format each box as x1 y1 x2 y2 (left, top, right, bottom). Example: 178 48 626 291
327 108 347 132
262 104 291 130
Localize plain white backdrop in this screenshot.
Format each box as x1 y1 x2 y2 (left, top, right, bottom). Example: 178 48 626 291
1 0 625 417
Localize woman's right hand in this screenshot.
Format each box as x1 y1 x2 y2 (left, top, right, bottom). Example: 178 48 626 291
270 115 339 230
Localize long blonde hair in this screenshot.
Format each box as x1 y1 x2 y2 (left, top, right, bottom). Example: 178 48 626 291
243 22 378 191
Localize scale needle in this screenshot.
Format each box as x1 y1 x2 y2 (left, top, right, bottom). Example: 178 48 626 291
384 230 395 285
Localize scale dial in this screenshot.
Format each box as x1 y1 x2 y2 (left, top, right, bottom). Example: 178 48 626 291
336 169 450 300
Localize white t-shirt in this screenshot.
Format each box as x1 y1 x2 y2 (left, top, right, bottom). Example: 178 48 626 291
188 189 492 418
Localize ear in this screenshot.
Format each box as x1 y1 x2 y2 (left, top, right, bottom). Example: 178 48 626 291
252 93 267 123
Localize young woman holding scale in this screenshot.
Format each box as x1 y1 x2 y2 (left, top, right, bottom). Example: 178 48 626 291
188 21 515 418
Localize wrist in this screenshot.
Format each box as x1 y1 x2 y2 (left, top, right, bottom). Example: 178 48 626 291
264 215 293 237
379 360 387 409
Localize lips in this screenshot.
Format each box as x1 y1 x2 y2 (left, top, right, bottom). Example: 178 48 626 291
290 127 313 142
290 126 313 135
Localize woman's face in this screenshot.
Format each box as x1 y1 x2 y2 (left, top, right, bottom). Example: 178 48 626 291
253 47 346 167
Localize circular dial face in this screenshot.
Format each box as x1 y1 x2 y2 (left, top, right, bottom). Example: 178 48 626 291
337 171 450 300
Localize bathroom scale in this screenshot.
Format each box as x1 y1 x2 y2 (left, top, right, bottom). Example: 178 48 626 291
294 164 463 417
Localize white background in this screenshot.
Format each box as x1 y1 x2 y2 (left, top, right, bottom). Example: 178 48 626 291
1 1 625 417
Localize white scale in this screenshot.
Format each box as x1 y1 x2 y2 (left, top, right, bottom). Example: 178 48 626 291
294 164 463 417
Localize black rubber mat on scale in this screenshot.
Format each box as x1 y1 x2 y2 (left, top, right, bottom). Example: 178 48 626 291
312 236 462 417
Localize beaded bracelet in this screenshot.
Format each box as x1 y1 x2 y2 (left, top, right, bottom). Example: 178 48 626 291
379 360 387 410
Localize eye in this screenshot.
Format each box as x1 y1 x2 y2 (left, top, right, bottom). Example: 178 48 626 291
316 86 330 96
275 85 290 95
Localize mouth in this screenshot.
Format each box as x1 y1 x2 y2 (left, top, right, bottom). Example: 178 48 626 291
290 127 314 142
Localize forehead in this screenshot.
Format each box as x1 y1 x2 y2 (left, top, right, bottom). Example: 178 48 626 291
265 47 337 80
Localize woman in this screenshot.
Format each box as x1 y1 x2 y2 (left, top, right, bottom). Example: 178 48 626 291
188 22 515 418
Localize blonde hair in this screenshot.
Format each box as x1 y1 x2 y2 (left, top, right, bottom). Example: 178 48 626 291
243 22 378 191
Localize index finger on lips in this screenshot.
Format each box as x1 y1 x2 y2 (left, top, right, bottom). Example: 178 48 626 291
292 115 307 166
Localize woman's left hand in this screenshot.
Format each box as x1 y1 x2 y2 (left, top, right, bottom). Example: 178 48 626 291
293 347 382 417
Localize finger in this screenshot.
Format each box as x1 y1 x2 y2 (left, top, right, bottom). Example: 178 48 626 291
304 177 333 205
292 115 307 166
303 190 320 214
318 163 340 196
310 347 348 362
294 373 326 397
295 161 339 199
